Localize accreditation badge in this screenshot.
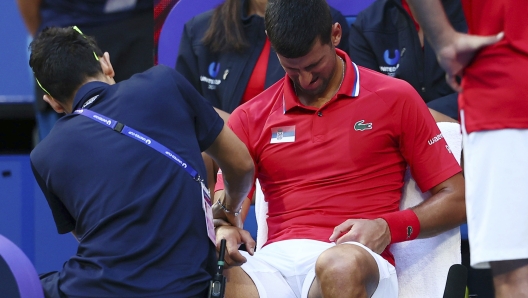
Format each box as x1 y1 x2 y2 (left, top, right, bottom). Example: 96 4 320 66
201 182 216 244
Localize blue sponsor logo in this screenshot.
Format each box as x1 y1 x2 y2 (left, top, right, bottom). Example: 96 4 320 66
208 62 221 78
383 49 400 66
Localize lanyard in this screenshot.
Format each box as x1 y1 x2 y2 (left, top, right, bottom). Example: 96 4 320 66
73 108 202 182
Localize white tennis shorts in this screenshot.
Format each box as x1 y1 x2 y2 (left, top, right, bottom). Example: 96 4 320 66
461 110 528 268
239 239 397 298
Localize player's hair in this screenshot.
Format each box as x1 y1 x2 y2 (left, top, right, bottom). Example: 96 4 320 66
265 0 333 58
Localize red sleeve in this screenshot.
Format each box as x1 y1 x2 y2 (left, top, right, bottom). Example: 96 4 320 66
395 85 461 192
214 170 225 192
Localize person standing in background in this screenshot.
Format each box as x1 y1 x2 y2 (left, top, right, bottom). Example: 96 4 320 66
349 0 466 120
406 0 528 296
17 0 154 142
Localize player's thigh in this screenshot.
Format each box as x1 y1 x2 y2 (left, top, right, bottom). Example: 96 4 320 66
235 250 298 298
224 266 259 298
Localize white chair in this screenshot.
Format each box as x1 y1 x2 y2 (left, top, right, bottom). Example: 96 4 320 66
253 122 463 298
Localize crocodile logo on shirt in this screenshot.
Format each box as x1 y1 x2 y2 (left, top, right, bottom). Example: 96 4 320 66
407 226 413 239
354 120 373 131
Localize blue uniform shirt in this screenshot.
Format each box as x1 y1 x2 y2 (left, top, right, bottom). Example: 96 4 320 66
31 65 223 297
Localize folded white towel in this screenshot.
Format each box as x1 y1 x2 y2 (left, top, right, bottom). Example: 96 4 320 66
255 179 267 251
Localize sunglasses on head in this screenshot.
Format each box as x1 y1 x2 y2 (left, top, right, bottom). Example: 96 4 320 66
35 26 99 96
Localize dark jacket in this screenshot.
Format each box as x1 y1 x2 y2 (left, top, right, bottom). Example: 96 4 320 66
348 0 466 118
176 0 350 113
39 0 152 31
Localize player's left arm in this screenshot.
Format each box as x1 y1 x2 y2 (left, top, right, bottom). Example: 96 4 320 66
412 172 465 238
330 86 465 252
411 109 466 236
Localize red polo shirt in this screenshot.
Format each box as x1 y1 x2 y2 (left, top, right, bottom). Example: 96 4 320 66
460 0 528 133
222 49 461 265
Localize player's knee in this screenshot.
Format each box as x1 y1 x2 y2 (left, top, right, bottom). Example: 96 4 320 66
315 245 366 282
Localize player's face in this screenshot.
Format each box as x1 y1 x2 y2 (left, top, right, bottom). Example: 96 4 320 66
277 37 338 98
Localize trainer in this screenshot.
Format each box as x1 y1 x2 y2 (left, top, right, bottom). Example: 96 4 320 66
29 26 254 298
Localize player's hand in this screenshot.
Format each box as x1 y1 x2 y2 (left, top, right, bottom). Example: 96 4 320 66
329 218 391 254
215 226 255 268
437 31 503 92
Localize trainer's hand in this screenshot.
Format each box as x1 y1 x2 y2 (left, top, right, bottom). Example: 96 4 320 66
437 31 503 92
216 226 256 268
213 218 231 228
212 192 243 228
329 218 391 254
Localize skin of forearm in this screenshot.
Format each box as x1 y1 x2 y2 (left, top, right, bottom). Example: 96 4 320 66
205 125 255 212
16 0 42 36
406 0 457 52
412 175 466 238
222 171 253 210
